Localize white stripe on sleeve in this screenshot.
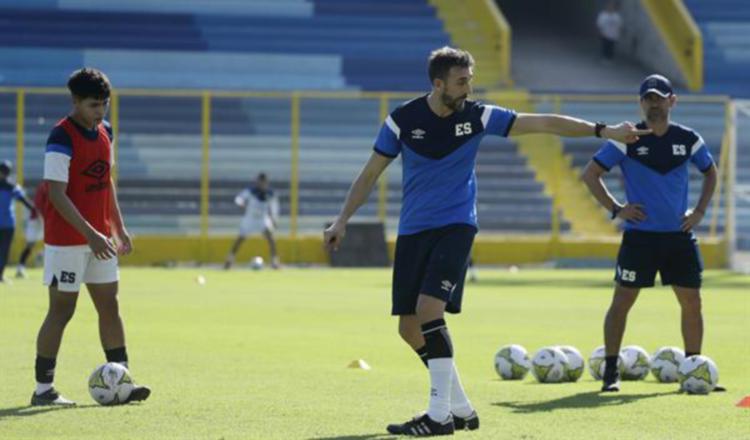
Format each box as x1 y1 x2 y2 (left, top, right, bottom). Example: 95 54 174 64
44 152 70 182
385 115 400 138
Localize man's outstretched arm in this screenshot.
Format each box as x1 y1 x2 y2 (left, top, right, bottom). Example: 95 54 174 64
324 151 393 251
509 113 651 144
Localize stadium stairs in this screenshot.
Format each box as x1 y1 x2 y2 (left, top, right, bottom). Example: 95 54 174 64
428 0 510 88
684 0 750 97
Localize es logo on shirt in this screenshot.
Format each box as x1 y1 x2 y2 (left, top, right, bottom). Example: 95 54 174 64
672 144 687 156
455 122 472 136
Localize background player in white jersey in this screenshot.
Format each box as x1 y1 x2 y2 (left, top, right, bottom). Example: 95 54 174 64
224 172 280 270
324 47 650 436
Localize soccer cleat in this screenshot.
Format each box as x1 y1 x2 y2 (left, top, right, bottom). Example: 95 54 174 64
386 413 454 437
15 266 27 279
30 388 76 406
452 411 479 431
123 385 151 403
601 369 621 392
713 384 727 392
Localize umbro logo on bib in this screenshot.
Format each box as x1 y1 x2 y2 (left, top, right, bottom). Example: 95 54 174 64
637 146 649 156
411 128 426 139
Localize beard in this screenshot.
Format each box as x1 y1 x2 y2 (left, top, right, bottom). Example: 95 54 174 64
646 108 667 124
441 92 467 112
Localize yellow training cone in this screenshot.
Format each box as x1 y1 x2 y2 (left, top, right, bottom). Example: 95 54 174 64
347 359 371 370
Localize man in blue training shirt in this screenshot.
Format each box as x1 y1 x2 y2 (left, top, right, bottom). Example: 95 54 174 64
0 160 36 283
324 46 649 437
582 74 724 393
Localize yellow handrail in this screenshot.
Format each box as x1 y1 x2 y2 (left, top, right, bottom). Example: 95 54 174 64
200 92 211 240
290 92 300 239
641 0 703 91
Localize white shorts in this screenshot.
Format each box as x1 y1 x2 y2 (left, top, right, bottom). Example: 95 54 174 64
43 245 119 292
239 216 273 237
25 218 42 242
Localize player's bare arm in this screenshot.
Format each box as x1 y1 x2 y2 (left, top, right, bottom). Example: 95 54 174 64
509 113 652 144
109 179 132 255
324 151 392 251
46 179 116 259
18 193 36 217
682 164 717 232
581 160 646 222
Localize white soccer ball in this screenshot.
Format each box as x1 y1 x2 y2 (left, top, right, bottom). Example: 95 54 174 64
588 345 624 380
494 344 531 380
650 346 685 383
531 347 569 383
620 345 651 380
557 345 584 382
678 355 719 394
88 362 134 405
250 256 264 270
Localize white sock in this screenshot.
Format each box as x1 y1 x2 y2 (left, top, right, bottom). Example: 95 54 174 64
426 358 453 422
36 382 53 395
450 362 474 418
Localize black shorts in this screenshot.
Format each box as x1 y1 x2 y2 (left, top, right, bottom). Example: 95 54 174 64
615 230 703 289
391 223 476 315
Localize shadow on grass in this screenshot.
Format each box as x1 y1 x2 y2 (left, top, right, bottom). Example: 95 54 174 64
307 434 396 440
473 278 615 289
493 390 679 413
0 403 119 420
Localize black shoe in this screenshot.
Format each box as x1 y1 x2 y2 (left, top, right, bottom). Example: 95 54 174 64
713 384 727 392
386 413 454 437
30 388 76 406
601 369 620 392
123 385 151 403
453 411 479 430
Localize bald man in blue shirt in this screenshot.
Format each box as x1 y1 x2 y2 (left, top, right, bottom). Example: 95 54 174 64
582 74 725 393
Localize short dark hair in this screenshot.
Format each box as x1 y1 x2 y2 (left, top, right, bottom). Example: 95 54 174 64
0 160 12 175
257 172 268 181
428 46 475 83
67 68 111 100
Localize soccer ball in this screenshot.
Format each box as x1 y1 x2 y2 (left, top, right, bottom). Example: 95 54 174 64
250 256 264 270
678 355 719 394
88 362 134 405
588 346 624 380
620 345 651 380
650 346 685 383
557 345 584 382
531 347 568 383
494 344 531 380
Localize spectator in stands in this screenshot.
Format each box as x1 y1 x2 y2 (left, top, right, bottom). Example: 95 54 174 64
597 1 623 63
0 160 36 283
16 181 48 278
224 173 280 270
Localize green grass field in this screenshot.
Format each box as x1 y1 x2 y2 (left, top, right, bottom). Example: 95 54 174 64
0 268 748 439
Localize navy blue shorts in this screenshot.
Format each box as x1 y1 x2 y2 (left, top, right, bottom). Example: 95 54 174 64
615 230 703 289
391 223 476 315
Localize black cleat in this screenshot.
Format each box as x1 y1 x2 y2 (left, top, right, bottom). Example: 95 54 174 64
713 384 727 392
386 413 454 437
453 411 479 431
123 385 151 403
601 369 621 392
30 388 76 406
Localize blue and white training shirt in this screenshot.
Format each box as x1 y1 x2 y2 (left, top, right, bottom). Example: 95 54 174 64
374 95 516 235
593 121 714 232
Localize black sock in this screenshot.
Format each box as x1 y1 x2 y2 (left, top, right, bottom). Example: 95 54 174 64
415 345 429 367
421 318 453 361
685 351 699 358
35 355 56 384
19 247 32 266
604 355 619 373
104 346 128 366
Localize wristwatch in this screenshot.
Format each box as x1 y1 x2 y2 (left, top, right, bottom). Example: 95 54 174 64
595 122 607 138
611 204 622 220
